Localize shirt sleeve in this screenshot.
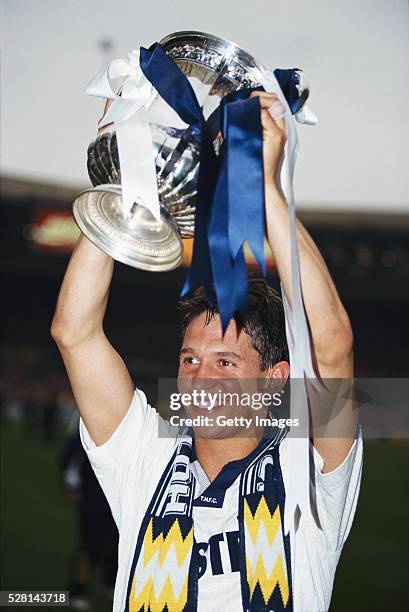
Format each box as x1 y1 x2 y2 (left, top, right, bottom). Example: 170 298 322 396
79 387 176 527
280 429 363 552
308 428 363 551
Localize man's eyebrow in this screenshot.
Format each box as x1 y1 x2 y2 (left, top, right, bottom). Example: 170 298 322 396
179 348 243 361
180 347 194 355
215 351 243 361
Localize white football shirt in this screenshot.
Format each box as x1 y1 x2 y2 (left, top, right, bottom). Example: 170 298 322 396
80 388 363 612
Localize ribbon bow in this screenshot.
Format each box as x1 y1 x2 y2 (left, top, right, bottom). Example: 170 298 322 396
86 49 160 220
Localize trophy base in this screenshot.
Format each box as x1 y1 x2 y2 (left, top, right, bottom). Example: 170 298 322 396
73 185 183 272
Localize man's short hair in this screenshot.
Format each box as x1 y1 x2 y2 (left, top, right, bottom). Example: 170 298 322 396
178 276 289 370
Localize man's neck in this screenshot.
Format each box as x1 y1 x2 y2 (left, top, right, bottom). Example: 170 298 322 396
194 436 261 482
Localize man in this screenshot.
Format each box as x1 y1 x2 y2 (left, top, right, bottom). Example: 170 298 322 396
52 92 362 611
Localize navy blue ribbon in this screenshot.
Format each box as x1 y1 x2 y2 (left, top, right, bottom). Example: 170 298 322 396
139 43 304 332
140 43 203 132
206 88 266 331
183 120 218 308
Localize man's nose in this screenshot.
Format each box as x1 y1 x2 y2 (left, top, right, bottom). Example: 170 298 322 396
191 362 218 388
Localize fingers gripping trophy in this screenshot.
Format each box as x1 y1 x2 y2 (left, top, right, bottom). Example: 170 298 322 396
73 30 314 324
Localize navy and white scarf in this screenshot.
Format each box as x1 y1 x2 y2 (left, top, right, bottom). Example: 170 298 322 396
125 429 292 612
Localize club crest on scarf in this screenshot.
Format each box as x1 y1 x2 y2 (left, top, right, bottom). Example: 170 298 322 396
125 429 292 612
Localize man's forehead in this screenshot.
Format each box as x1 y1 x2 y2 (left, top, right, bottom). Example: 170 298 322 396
183 312 248 349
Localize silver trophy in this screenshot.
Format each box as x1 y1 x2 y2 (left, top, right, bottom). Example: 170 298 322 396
73 31 309 271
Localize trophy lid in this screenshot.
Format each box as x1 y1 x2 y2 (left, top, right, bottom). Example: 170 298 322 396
73 186 183 272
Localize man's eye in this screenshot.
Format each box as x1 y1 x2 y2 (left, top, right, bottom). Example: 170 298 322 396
219 359 235 368
183 356 200 365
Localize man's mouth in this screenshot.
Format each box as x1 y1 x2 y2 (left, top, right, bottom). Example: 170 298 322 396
191 402 221 415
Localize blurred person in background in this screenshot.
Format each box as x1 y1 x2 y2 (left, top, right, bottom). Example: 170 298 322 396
60 413 118 610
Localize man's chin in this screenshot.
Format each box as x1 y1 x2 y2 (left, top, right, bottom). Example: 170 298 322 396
193 426 230 440
192 423 248 440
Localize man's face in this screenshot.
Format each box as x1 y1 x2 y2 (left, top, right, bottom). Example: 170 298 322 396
177 313 278 438
178 312 265 380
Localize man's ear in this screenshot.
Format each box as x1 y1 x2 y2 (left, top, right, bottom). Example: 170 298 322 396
264 360 290 393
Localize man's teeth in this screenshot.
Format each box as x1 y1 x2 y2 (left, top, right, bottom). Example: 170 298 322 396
196 402 215 411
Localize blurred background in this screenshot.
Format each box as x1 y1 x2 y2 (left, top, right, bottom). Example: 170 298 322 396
1 1 408 610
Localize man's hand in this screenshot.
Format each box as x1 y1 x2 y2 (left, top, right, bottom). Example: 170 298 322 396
250 91 287 189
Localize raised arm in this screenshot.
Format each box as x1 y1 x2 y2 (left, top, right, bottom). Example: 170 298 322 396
51 234 134 446
251 91 356 470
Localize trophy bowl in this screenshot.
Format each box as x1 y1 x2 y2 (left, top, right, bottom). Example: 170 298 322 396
73 31 300 271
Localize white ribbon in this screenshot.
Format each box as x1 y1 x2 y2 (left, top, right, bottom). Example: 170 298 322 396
262 70 321 547
86 49 160 220
295 104 318 125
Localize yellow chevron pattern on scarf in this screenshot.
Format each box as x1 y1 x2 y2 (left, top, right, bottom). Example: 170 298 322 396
244 497 290 607
128 517 193 612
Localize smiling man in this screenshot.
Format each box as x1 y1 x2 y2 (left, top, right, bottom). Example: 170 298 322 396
52 92 362 611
